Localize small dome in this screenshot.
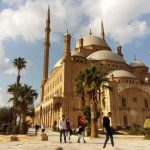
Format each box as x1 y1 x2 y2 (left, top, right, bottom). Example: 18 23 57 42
71 51 85 57
107 70 136 78
76 35 110 48
53 58 62 68
87 50 125 62
130 60 146 67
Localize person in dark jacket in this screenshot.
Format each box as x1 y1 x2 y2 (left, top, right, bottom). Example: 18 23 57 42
35 123 39 135
103 112 114 148
66 119 72 143
77 116 86 143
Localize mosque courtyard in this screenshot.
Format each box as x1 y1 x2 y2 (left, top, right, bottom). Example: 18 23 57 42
0 130 149 150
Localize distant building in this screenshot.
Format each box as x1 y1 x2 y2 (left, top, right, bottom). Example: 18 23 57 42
35 8 150 129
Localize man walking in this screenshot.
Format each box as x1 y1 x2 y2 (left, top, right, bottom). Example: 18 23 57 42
103 112 114 148
59 115 66 143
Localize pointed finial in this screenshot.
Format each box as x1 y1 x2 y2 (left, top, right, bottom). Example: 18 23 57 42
134 55 136 61
67 29 68 33
89 29 92 35
47 5 50 22
101 19 105 40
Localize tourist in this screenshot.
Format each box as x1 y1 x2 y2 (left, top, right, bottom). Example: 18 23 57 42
66 118 72 143
35 123 39 135
41 123 45 133
77 116 86 143
103 112 114 148
59 115 66 143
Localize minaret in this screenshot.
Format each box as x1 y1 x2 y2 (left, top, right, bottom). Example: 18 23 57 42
101 20 105 40
63 30 71 60
42 6 51 82
79 36 83 52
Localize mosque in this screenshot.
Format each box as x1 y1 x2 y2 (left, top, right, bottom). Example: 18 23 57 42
35 8 150 129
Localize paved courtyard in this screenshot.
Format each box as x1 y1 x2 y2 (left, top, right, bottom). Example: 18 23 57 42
0 130 150 150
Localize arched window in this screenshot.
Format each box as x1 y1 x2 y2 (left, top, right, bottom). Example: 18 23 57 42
133 97 137 102
121 97 126 107
144 99 149 108
123 115 128 126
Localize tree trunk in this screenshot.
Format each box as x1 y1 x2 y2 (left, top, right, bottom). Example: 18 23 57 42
13 102 16 126
20 102 27 134
90 102 98 137
91 118 97 137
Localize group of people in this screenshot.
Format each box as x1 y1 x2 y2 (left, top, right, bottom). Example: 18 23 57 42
35 112 114 148
59 113 114 148
59 115 86 143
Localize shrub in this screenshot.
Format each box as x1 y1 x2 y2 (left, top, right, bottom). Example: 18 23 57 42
128 123 145 135
12 125 20 134
144 129 150 139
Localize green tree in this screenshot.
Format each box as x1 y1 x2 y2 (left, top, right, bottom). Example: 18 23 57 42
19 84 38 134
74 71 86 107
75 65 110 137
13 57 27 86
7 83 20 125
0 107 13 126
12 57 27 125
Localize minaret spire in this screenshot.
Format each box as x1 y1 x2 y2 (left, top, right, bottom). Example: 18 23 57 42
43 6 51 82
101 19 105 40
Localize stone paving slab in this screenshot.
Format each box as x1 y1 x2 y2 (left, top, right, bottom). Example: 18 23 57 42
0 130 150 150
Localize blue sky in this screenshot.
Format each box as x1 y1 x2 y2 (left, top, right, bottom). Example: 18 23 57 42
0 0 150 106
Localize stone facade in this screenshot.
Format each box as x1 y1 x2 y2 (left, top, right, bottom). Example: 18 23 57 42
35 8 150 129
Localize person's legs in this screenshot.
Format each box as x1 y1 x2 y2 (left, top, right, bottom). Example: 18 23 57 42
35 128 37 135
103 132 109 148
63 130 66 143
81 131 86 143
110 133 114 146
60 130 63 143
78 134 81 143
68 131 71 142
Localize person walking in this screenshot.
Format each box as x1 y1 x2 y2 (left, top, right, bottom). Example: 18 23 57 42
77 116 86 143
41 123 45 133
66 119 72 143
103 112 114 148
59 115 67 143
35 123 39 135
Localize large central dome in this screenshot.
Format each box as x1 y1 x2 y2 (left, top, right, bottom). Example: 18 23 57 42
87 50 126 62
76 35 110 48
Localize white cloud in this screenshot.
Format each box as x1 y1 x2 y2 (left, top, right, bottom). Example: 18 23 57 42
0 87 11 106
81 0 150 44
0 0 150 46
0 0 149 72
4 66 17 75
0 0 150 106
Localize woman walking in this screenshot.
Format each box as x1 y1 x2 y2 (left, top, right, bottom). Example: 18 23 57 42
77 116 86 143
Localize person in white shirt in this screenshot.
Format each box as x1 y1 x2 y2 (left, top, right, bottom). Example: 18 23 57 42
59 115 66 143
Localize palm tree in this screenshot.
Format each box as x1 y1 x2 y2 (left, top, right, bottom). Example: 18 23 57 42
8 83 20 125
13 57 27 86
12 57 27 125
74 71 86 107
19 84 38 134
75 65 110 137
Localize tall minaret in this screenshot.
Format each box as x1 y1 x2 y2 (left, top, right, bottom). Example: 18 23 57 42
101 20 105 40
63 30 71 60
42 6 51 82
